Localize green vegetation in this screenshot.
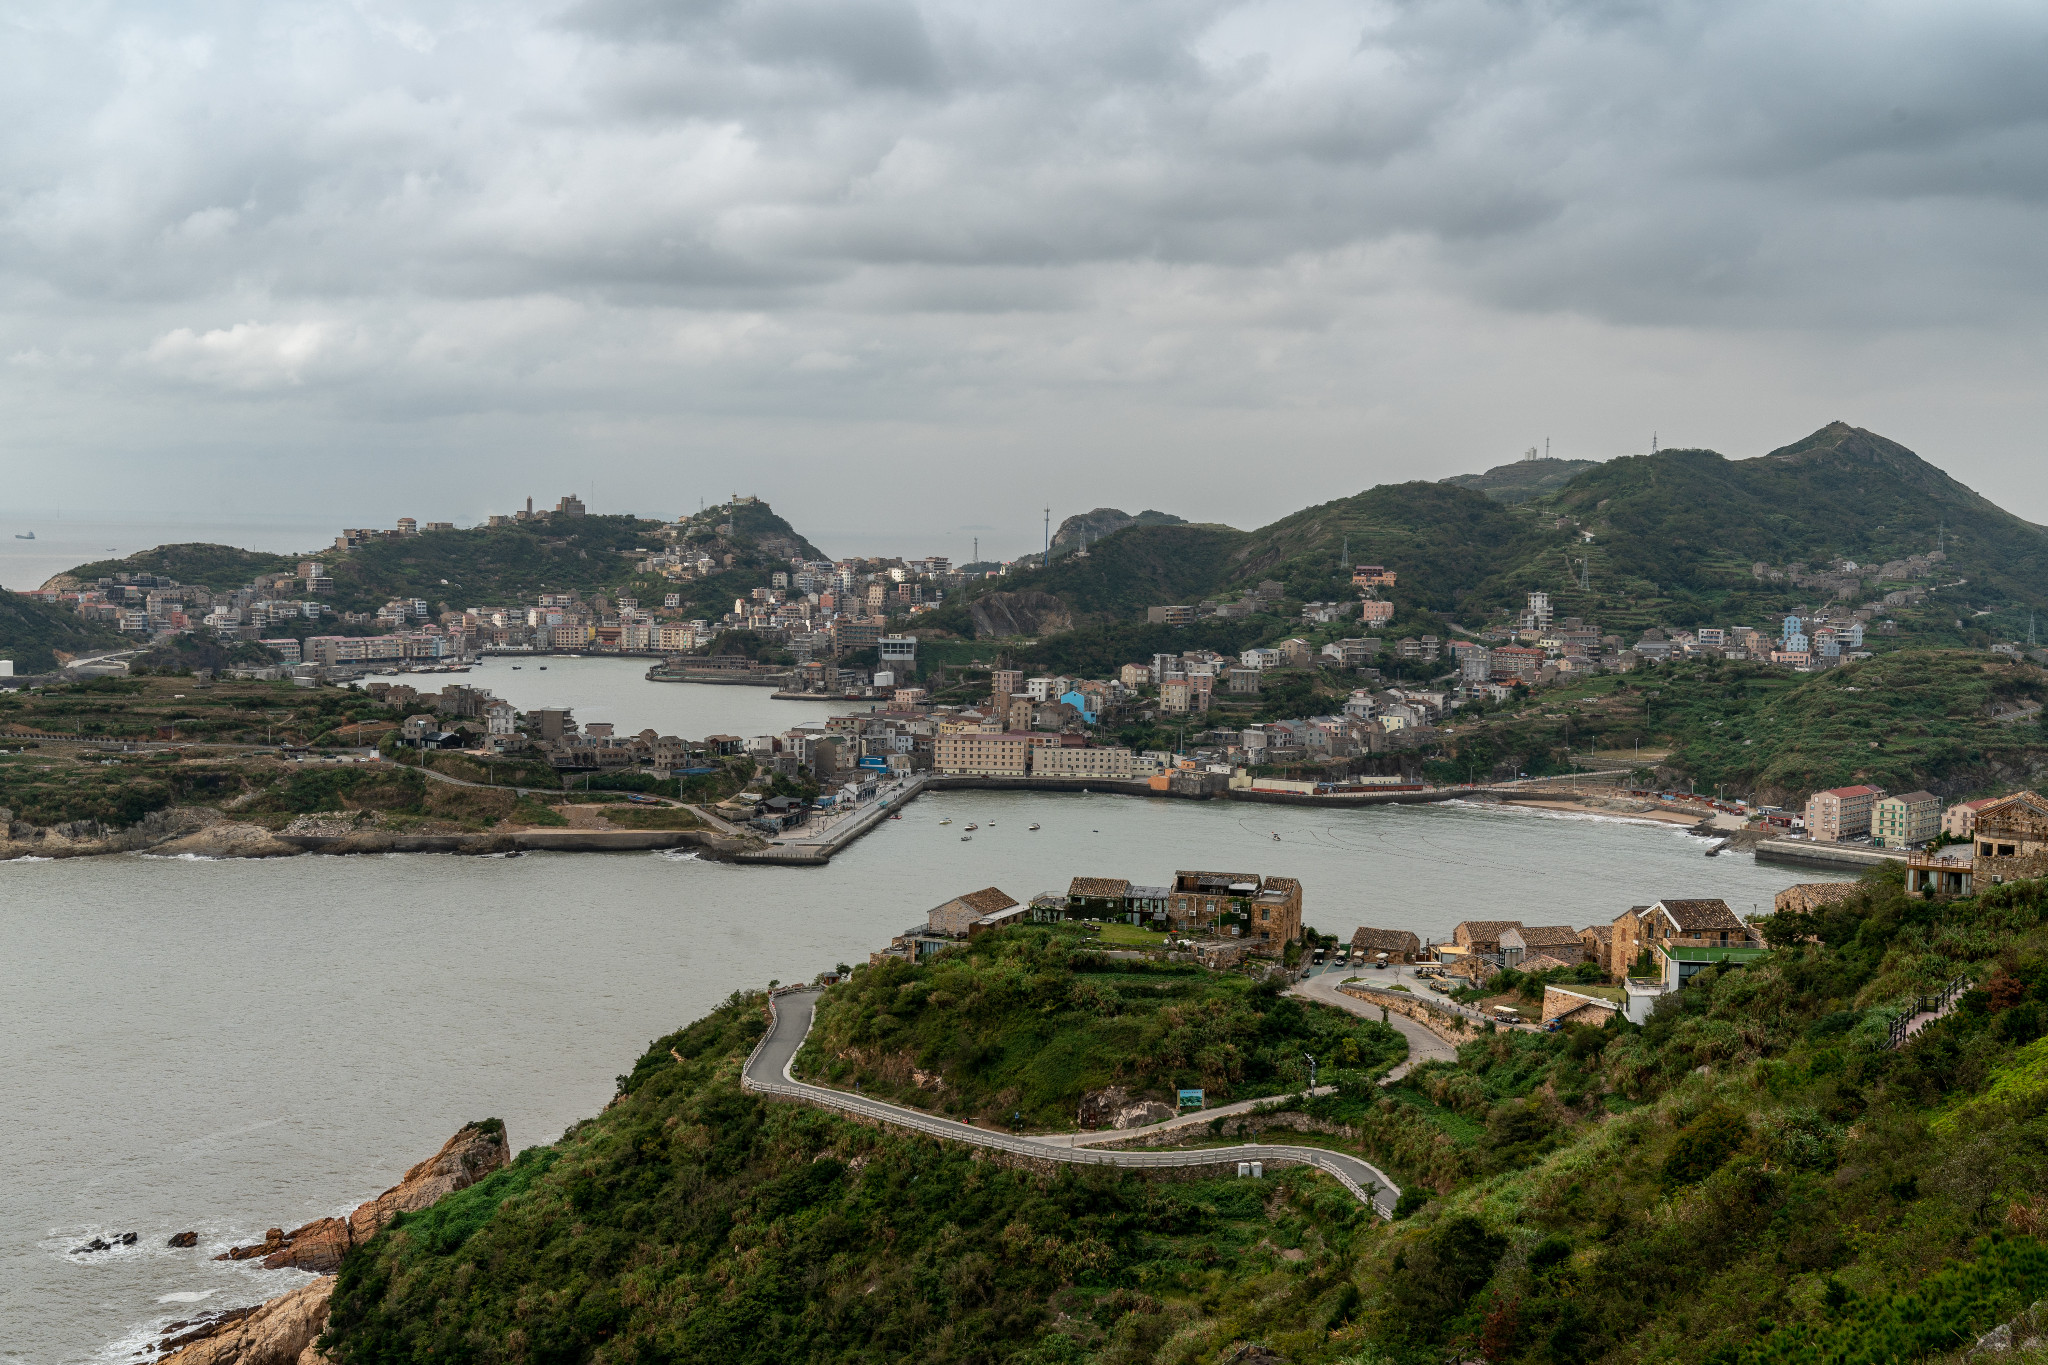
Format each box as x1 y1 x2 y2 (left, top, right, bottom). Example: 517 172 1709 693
56 542 302 591
1442 456 1604 504
1418 649 2048 800
323 993 1384 1365
796 929 1406 1128
310 867 2048 1365
0 588 132 674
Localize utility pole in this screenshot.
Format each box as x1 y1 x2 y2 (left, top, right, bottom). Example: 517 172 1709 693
972 536 978 566
1043 507 1051 561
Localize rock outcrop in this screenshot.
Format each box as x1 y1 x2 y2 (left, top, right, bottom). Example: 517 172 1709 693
155 1276 334 1365
1076 1087 1176 1131
967 590 1073 640
0 806 290 861
219 1121 509 1273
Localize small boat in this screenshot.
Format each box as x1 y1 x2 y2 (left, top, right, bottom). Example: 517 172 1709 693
1028 823 1040 831
13 531 32 540
511 666 521 670
538 666 547 670
890 812 901 820
939 818 952 826
961 834 972 841
964 823 978 831
1272 832 1281 841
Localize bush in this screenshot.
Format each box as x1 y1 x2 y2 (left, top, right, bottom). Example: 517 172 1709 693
1662 1102 1748 1187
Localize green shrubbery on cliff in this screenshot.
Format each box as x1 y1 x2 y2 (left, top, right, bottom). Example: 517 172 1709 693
316 872 2048 1365
323 994 1380 1365
797 929 1406 1129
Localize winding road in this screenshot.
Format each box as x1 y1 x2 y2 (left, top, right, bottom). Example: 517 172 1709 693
740 988 1403 1216
1288 973 1460 1081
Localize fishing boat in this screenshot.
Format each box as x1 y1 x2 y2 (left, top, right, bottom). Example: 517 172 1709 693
960 834 971 842
1028 823 1040 831
964 823 978 831
13 531 32 540
939 818 952 826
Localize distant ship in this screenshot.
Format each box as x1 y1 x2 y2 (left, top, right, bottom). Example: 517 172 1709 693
13 531 31 540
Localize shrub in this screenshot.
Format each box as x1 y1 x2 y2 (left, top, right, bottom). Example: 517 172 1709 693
1662 1102 1748 1187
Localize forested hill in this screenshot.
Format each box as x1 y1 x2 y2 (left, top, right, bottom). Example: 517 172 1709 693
941 423 2048 641
0 589 131 673
1443 456 1602 503
1544 422 2048 616
45 500 828 619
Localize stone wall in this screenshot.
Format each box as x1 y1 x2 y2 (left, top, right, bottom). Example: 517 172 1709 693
1337 983 1484 1046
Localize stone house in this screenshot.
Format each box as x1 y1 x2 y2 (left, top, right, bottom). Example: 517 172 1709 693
1500 925 1585 968
1643 899 1757 954
1351 926 1423 962
1972 791 2048 886
1168 870 1302 954
928 887 1020 937
1774 883 1859 914
1451 920 1521 954
1607 905 1654 978
1578 924 1613 967
1065 877 1133 920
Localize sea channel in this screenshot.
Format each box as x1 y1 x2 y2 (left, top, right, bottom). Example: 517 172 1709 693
1 661 1850 1362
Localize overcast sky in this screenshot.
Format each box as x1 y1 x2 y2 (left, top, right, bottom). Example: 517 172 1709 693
4 0 2047 562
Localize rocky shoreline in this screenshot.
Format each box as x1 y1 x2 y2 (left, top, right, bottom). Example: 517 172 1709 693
145 1123 510 1365
0 805 761 862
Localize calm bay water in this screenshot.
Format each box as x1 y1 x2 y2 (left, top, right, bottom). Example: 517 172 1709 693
1 670 1849 1361
0 518 334 596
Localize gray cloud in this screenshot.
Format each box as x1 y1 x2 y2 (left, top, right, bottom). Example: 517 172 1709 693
3 0 2048 555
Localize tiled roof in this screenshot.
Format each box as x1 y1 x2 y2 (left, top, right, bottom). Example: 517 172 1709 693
1582 925 1614 944
1068 877 1131 899
1888 790 1939 804
1454 920 1520 943
1522 954 1577 974
1515 925 1583 948
1350 927 1422 953
959 887 1020 915
1655 898 1744 932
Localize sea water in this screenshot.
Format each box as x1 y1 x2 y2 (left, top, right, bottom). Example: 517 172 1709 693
1 688 1843 1361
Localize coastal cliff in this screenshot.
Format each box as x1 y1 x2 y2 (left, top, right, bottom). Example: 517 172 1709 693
217 1121 510 1273
155 1123 508 1365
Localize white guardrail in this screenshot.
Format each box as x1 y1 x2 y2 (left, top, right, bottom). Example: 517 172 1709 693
740 988 1397 1216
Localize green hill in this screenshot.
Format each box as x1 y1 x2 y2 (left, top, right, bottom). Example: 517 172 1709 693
50 500 828 619
1420 649 2048 802
1535 423 2048 626
50 543 303 592
0 589 132 673
1443 456 1603 503
935 424 2048 650
316 880 2048 1365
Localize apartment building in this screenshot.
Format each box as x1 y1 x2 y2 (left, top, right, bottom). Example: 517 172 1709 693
1030 746 1135 779
1805 784 1883 841
1871 790 1942 848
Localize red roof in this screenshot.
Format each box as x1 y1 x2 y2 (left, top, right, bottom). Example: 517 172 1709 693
1820 785 1882 798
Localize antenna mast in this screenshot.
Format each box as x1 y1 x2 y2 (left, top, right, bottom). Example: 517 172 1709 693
1044 507 1050 561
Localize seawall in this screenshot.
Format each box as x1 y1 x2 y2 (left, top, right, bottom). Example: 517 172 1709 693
1754 838 1905 872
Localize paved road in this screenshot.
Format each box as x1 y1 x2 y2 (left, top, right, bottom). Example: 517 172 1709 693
1289 973 1459 1082
742 988 1402 1216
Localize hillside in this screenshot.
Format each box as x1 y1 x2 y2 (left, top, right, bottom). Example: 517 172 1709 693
1534 423 2048 627
47 499 828 619
1416 649 2048 802
48 543 303 592
0 589 132 673
1443 456 1603 503
1049 507 1191 557
930 424 2048 653
310 877 2048 1365
799 929 1405 1127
